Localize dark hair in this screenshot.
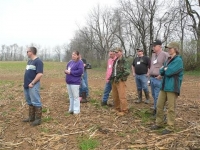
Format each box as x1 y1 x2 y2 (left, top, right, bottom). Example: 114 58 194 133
29 47 37 55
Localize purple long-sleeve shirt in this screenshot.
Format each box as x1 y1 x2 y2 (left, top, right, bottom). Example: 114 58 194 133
65 60 84 85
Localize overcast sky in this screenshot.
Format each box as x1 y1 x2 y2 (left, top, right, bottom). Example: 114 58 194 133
0 0 117 48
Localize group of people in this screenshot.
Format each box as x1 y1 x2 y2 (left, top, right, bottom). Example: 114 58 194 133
101 40 183 135
23 39 183 135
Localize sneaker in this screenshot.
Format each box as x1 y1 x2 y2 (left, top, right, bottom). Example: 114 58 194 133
151 125 162 130
162 129 172 135
68 111 73 114
144 100 150 104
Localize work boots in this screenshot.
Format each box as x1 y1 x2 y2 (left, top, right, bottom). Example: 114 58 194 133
135 91 142 103
80 92 88 103
23 105 35 122
31 107 42 126
144 91 150 104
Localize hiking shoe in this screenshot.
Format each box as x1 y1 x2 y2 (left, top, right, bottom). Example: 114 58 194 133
68 111 73 114
135 100 142 104
117 112 125 116
101 101 107 106
144 100 150 104
162 129 172 135
151 125 162 130
80 99 88 103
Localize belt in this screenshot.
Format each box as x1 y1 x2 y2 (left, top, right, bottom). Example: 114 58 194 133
150 75 158 78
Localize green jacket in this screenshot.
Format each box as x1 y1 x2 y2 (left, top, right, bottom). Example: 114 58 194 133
160 55 183 95
110 56 130 83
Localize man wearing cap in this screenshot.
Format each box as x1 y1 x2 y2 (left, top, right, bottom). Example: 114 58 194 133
149 39 169 116
101 49 116 106
109 47 130 116
151 42 183 134
132 48 150 104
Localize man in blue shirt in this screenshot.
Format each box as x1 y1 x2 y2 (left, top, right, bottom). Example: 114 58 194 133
23 47 43 126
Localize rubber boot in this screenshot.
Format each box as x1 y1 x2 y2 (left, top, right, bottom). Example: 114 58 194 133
31 107 42 126
23 105 35 122
135 91 142 103
144 91 150 104
80 92 88 103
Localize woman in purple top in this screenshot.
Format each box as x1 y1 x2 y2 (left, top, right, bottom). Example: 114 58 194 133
65 51 84 114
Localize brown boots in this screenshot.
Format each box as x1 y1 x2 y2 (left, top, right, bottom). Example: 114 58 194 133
135 91 142 103
80 92 88 103
31 107 42 126
144 91 150 104
135 91 150 104
23 105 35 122
23 105 42 126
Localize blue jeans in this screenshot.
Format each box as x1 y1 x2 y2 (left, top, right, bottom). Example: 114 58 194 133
67 84 80 114
79 77 87 95
135 74 149 92
150 77 161 109
83 71 89 95
80 71 89 96
24 82 42 107
102 81 112 102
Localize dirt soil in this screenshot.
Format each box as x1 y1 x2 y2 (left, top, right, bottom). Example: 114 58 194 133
0 69 200 150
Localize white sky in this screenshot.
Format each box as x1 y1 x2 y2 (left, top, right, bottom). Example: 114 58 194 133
0 0 117 48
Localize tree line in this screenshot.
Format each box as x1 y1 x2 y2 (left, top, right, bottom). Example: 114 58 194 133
0 0 199 70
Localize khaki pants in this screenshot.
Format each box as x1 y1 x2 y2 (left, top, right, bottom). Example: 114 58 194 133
156 90 178 131
112 80 128 113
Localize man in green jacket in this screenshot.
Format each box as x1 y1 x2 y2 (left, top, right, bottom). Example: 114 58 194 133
109 47 130 116
151 42 183 134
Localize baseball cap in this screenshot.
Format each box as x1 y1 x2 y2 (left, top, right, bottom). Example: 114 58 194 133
165 42 179 49
136 48 143 51
151 39 162 46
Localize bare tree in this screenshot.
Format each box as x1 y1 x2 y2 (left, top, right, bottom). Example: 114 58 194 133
185 0 200 63
54 45 62 62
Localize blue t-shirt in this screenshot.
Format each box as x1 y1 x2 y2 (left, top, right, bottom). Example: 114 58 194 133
24 57 43 88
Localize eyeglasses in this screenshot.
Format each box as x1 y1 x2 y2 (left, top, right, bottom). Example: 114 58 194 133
115 52 119 53
137 51 143 52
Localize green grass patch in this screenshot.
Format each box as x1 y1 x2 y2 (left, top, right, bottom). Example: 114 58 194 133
40 127 50 133
135 109 152 124
117 132 126 137
0 80 15 86
2 112 8 116
78 136 99 150
64 112 71 116
185 70 200 76
42 116 53 122
0 61 26 70
10 108 16 111
89 99 100 108
130 129 138 134
93 90 102 96
42 108 48 113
